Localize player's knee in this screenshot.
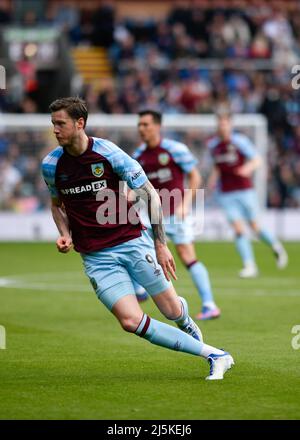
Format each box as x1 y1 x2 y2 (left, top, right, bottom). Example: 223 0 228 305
179 252 190 265
232 221 244 235
162 299 182 321
176 245 194 265
235 228 245 238
250 221 260 233
120 316 141 333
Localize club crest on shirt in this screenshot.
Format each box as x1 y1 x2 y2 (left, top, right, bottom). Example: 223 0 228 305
158 153 170 166
91 163 104 177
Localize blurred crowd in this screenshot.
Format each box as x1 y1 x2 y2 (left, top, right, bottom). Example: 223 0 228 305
0 0 300 211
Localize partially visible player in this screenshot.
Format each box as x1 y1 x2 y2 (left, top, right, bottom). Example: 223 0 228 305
41 97 234 380
132 109 220 321
207 110 288 278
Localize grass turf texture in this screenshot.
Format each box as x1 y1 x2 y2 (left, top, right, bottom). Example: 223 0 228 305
0 242 299 420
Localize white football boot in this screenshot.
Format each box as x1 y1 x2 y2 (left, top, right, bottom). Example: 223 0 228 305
206 352 235 381
239 262 258 278
273 243 288 269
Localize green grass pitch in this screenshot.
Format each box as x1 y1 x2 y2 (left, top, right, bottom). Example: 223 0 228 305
0 241 299 420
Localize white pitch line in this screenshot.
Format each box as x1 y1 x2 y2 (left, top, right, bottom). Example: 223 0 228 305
193 274 299 281
0 282 91 292
0 272 299 297
0 283 90 292
0 272 90 293
176 281 300 290
176 284 300 297
2 271 86 281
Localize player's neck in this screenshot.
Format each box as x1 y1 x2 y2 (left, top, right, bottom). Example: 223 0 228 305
65 133 89 156
219 132 231 142
147 135 161 149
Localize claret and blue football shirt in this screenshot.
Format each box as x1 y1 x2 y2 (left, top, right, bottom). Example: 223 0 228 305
207 133 258 193
133 138 198 216
42 137 148 253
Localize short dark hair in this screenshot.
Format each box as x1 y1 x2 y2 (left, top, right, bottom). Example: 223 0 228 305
138 109 162 125
216 106 232 120
49 97 88 128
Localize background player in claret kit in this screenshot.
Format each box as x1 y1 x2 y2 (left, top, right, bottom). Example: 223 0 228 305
207 111 288 278
41 97 234 381
132 110 220 321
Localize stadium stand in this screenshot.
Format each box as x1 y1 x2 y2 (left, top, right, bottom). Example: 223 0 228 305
0 0 300 212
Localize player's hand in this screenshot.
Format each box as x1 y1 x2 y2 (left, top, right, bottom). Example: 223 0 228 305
56 236 73 253
155 242 177 282
235 165 253 178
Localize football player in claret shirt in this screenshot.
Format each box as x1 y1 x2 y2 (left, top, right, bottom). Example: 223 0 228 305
41 97 234 381
132 109 220 321
207 111 288 278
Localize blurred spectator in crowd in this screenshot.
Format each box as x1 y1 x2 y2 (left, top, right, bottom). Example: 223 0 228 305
91 0 115 47
51 0 82 45
0 158 22 210
1 0 300 210
0 0 11 24
15 56 38 97
13 0 46 23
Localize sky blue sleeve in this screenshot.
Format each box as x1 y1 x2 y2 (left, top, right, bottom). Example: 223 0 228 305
116 153 148 189
207 137 219 152
166 140 198 173
233 133 258 160
41 150 62 198
96 139 148 189
132 144 146 160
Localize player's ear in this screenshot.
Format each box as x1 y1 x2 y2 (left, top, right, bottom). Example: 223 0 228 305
76 117 85 130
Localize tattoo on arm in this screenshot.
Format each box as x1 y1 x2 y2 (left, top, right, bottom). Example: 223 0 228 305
152 217 167 245
135 181 166 245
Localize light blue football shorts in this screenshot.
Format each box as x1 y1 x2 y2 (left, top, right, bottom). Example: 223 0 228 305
81 230 171 310
165 215 194 244
141 214 194 245
218 188 259 223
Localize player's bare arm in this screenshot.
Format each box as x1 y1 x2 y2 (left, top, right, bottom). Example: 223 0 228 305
235 156 262 178
175 167 201 219
207 165 220 194
51 198 73 253
134 180 177 281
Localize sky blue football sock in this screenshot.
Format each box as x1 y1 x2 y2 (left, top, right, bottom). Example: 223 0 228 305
135 314 204 356
135 314 224 358
258 229 276 247
235 234 255 265
187 261 214 305
172 296 189 327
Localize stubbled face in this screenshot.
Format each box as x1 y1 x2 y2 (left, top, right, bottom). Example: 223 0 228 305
138 114 161 144
51 109 84 147
218 116 232 140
